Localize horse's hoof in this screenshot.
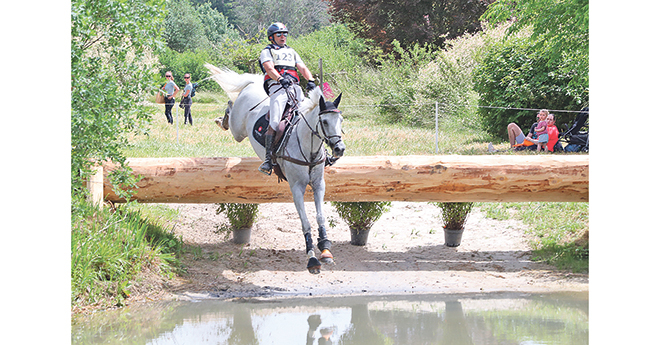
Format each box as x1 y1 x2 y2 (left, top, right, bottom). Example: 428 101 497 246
307 257 322 274
320 249 334 265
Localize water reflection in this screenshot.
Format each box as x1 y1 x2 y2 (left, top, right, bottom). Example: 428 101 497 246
72 292 588 344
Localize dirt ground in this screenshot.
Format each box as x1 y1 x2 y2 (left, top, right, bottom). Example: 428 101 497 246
131 201 588 304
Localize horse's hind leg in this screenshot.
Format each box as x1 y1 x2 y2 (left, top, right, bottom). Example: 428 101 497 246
215 100 232 130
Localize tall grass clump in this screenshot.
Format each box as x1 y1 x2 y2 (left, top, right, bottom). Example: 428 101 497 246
71 196 182 309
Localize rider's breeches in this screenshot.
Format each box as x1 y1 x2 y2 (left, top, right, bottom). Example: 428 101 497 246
267 83 303 131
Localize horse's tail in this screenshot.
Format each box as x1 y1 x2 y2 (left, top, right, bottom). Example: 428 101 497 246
204 64 263 103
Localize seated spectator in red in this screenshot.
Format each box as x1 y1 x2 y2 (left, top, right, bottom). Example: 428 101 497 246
546 114 559 152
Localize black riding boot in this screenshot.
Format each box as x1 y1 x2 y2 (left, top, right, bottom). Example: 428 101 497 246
258 132 276 175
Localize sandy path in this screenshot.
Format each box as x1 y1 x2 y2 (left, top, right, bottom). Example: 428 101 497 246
135 202 588 303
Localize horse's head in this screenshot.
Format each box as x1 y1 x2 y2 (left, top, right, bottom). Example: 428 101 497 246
318 93 345 158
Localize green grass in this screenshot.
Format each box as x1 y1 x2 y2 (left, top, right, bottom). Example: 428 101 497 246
71 196 183 310
127 93 498 158
479 202 589 272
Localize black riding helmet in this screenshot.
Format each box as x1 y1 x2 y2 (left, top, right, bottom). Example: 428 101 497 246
267 22 288 43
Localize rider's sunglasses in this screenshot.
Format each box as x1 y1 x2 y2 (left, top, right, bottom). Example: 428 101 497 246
275 32 287 37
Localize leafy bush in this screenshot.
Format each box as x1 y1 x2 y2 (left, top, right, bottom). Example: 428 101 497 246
331 201 391 233
433 202 474 230
216 203 259 229
473 33 589 139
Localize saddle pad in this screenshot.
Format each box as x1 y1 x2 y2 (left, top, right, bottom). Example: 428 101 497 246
253 113 270 147
252 111 293 148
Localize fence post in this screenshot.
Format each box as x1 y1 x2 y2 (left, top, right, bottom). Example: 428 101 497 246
88 164 104 207
435 101 439 154
175 101 180 145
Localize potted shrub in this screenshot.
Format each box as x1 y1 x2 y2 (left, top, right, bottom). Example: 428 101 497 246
216 203 259 244
331 201 391 246
433 202 474 247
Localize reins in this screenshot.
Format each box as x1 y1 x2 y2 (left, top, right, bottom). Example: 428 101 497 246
275 89 341 168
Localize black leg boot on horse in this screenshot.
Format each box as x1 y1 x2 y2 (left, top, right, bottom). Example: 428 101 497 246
259 127 276 175
317 226 334 265
305 232 322 274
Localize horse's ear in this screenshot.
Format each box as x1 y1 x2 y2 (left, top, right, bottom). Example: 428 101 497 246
333 93 342 108
319 96 326 112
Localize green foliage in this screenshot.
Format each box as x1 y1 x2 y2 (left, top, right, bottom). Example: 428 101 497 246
159 0 242 86
195 2 241 46
433 202 474 230
220 31 270 73
162 0 240 53
216 203 260 229
157 48 226 92
331 201 391 232
473 33 588 139
291 24 369 76
71 196 182 308
376 40 438 127
163 0 208 52
71 0 166 199
230 0 331 38
327 0 494 53
481 0 588 89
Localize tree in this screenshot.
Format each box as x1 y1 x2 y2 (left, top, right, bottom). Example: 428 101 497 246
326 0 495 54
481 0 588 88
71 0 166 198
230 0 331 38
163 0 210 52
162 0 241 53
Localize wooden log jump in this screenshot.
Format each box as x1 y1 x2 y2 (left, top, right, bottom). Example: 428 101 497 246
100 155 588 203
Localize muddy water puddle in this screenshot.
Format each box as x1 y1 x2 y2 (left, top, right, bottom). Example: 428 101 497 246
72 291 587 344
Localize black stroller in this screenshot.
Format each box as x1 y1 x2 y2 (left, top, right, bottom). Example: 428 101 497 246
558 107 589 152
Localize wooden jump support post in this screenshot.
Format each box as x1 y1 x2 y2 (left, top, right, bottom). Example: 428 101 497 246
97 155 588 204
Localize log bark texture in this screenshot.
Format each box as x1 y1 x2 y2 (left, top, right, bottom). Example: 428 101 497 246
103 155 589 203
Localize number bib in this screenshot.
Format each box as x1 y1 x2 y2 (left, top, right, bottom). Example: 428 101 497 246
269 47 297 69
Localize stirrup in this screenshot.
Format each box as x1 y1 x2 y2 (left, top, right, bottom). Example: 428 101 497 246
258 160 272 175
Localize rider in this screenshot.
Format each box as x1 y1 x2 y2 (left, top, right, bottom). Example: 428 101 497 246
258 22 317 175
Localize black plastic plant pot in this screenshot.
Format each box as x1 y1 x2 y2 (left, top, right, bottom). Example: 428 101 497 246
233 228 252 244
350 227 370 246
444 227 464 247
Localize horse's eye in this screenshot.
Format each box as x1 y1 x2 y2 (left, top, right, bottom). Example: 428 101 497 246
322 119 328 126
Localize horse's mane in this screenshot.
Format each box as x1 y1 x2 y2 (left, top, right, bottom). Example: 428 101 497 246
204 64 263 103
300 86 323 116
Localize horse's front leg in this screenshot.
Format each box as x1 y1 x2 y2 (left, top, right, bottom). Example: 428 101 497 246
289 178 322 274
311 168 334 265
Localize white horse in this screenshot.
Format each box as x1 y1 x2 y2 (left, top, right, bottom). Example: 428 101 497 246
206 65 346 274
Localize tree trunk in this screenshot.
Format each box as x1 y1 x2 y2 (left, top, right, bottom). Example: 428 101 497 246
102 155 588 203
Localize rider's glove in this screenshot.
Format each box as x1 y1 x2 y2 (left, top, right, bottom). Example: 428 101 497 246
279 76 292 89
306 80 316 91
